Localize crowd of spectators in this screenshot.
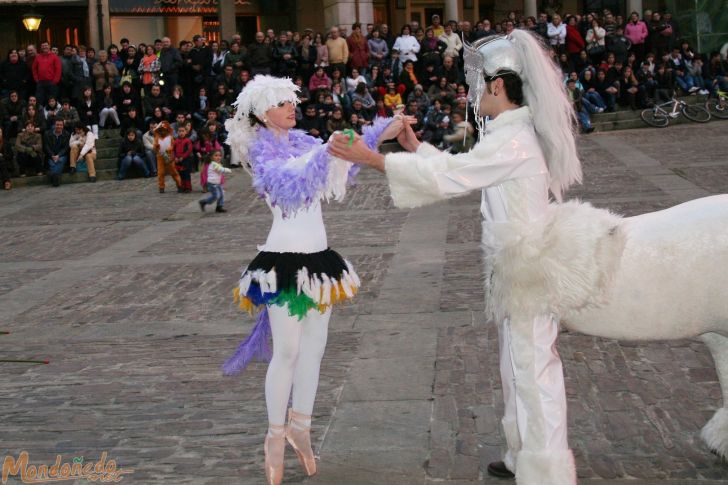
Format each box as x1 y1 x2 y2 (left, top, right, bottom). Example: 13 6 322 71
1 9 727 190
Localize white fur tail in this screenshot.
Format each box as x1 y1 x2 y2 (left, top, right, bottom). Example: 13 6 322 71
701 408 728 460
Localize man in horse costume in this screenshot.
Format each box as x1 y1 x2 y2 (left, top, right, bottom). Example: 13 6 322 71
330 29 728 484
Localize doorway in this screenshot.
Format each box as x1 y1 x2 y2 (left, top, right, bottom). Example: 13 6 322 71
236 16 258 44
409 6 444 29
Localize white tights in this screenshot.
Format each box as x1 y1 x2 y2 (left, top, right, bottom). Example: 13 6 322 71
265 305 331 426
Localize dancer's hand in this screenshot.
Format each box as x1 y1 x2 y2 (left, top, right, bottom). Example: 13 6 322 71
396 119 421 153
377 115 419 144
377 117 403 143
328 133 385 172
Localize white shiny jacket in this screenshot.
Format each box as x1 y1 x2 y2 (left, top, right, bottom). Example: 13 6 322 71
384 106 550 225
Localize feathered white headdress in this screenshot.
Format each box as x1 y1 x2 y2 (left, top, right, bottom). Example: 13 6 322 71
225 75 301 169
463 31 582 202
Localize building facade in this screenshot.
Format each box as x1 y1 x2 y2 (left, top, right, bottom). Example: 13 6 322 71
0 0 723 54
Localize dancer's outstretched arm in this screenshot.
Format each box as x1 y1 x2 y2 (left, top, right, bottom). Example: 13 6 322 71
329 118 545 209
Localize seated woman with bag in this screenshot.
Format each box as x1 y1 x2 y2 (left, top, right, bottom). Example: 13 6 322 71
585 18 607 65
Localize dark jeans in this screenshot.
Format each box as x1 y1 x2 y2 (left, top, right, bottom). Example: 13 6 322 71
118 154 149 179
178 156 192 190
17 152 42 175
161 73 178 96
201 182 224 207
0 154 11 183
36 81 58 106
47 155 68 175
145 149 157 175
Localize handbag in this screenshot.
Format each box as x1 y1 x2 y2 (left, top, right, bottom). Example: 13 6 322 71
120 72 134 86
587 42 605 56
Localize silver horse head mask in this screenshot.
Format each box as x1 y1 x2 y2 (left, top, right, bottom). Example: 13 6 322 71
462 34 524 138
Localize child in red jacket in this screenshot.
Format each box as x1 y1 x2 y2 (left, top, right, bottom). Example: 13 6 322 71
173 124 194 192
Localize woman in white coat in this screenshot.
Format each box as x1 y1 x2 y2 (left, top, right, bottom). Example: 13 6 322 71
68 123 98 182
393 24 421 66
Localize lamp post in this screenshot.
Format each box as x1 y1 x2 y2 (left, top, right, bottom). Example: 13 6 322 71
97 0 104 49
22 11 43 31
694 0 701 55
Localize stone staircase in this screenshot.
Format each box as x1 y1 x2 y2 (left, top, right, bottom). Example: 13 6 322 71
5 96 721 189
10 128 126 188
590 94 712 133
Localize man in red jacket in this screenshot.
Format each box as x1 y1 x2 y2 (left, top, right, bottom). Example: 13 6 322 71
32 41 61 105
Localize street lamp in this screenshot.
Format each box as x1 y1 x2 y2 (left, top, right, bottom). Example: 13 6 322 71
22 11 43 31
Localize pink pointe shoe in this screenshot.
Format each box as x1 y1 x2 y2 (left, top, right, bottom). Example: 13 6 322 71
264 424 286 485
286 409 317 476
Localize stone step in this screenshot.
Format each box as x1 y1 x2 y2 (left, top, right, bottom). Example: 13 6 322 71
590 94 709 123
94 147 118 159
95 157 120 170
10 169 120 187
96 137 123 148
592 118 645 132
8 155 152 187
592 110 718 132
97 128 124 139
591 109 642 122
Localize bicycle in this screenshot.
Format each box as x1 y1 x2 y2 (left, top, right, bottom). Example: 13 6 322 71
705 89 728 119
640 96 711 127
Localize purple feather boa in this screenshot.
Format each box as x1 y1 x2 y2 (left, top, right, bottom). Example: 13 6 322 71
249 120 393 215
363 116 394 150
222 308 272 375
249 128 331 217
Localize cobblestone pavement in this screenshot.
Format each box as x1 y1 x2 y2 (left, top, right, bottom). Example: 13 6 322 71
1 122 727 484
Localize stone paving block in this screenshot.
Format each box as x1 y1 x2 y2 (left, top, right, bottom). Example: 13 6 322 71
0 267 58 296
0 224 146 262
322 400 431 454
341 354 436 402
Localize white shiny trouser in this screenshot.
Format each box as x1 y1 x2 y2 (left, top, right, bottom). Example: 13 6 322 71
265 305 331 426
498 314 576 484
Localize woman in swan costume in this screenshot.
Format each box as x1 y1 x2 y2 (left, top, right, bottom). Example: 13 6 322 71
221 75 398 484
330 30 728 484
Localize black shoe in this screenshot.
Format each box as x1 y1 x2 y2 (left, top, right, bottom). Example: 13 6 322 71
50 174 60 187
69 167 76 175
177 186 184 193
199 200 206 212
215 206 227 213
159 188 165 193
89 176 96 183
487 461 515 479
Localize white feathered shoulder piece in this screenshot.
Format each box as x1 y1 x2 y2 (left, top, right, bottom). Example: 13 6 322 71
225 75 301 168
